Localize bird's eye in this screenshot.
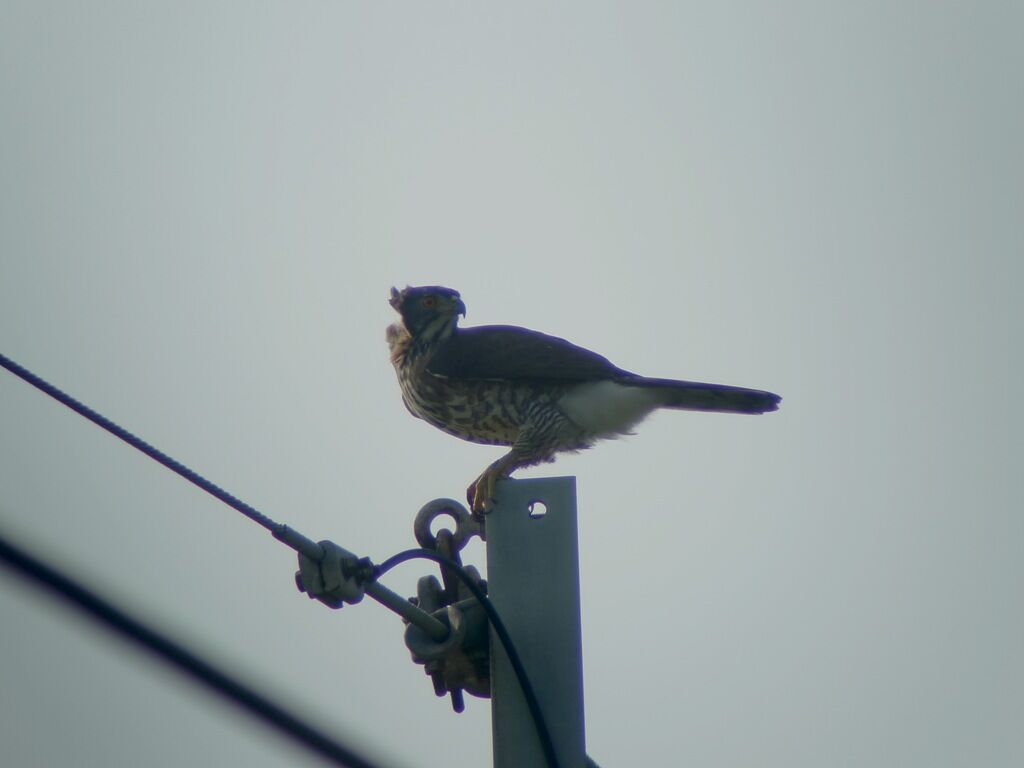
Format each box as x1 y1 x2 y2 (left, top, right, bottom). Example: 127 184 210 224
421 296 437 309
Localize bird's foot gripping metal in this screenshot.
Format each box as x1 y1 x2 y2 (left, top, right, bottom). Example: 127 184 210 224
404 498 488 712
468 465 511 517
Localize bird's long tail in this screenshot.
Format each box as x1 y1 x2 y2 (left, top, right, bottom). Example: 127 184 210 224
624 377 781 415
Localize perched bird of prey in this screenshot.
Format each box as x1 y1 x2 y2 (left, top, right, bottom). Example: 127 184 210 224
387 285 781 514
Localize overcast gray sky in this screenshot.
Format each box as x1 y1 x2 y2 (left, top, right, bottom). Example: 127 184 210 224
2 3 1021 767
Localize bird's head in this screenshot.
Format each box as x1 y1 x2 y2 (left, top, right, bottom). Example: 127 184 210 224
389 285 467 338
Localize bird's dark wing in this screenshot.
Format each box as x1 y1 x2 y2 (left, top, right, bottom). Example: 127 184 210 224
427 325 632 381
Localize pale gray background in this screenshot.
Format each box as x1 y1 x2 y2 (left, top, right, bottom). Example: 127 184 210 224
1 3 1021 767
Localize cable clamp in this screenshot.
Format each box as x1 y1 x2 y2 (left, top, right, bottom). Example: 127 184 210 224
294 540 367 609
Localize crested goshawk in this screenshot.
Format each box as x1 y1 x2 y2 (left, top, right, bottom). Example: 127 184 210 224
387 285 780 514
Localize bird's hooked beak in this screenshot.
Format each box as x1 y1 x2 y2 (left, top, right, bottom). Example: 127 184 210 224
454 296 467 318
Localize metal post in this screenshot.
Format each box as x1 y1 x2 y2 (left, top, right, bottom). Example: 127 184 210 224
486 476 585 768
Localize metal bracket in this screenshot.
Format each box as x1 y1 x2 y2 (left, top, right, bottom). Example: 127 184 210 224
404 498 488 712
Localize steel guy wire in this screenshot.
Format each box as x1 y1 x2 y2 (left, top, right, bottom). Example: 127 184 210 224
0 351 448 639
0 352 279 529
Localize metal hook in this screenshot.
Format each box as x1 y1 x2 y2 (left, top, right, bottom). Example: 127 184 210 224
413 498 484 552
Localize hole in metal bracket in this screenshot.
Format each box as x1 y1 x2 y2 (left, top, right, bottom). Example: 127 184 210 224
429 512 459 538
527 500 547 519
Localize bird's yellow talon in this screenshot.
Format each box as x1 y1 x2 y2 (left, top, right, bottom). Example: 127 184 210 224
468 468 504 515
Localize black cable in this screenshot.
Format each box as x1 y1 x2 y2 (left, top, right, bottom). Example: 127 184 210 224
0 352 280 532
374 548 561 768
0 529 383 768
